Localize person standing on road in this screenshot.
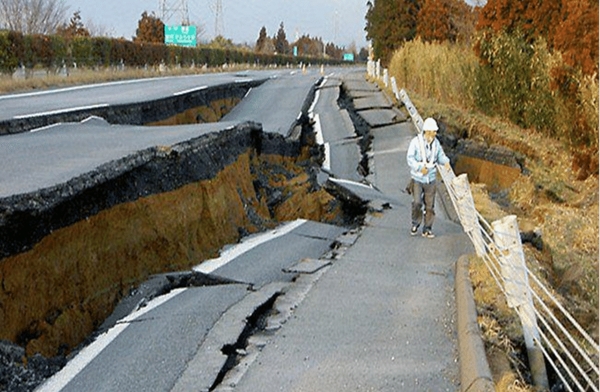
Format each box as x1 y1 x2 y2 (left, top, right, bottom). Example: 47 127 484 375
406 117 451 238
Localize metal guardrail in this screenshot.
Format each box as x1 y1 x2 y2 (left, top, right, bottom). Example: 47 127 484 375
367 60 599 392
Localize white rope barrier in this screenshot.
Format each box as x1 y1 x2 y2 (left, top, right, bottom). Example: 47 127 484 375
392 84 600 391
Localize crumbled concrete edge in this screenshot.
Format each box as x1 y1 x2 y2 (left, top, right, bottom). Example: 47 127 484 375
455 254 495 392
170 282 286 392
0 121 304 259
0 80 267 136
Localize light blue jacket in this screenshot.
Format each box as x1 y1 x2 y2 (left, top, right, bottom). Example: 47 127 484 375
406 135 450 184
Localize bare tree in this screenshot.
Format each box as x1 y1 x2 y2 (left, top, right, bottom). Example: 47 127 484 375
0 0 69 35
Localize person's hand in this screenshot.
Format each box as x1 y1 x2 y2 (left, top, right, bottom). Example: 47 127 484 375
421 166 428 175
444 162 451 170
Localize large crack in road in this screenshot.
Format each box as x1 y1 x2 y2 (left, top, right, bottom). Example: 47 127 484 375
0 76 371 392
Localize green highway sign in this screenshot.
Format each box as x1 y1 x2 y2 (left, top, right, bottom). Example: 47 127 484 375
164 25 197 47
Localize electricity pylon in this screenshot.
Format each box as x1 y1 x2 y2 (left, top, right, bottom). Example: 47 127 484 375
159 0 190 25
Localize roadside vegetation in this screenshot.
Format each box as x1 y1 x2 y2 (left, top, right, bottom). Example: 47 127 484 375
0 0 597 390
366 0 598 390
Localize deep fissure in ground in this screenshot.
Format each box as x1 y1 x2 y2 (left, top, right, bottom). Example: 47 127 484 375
0 80 371 392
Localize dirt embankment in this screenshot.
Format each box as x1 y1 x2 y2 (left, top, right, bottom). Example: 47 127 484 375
0 120 359 367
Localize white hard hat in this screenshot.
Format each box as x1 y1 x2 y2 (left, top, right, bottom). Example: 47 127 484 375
423 117 439 132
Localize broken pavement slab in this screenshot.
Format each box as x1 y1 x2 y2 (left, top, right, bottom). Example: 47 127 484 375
282 258 332 274
353 93 394 110
324 176 404 208
357 107 408 128
170 282 287 392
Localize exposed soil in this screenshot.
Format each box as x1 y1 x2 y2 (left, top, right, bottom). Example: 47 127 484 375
0 75 370 391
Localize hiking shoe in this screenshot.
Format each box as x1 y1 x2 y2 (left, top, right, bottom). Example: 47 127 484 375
410 226 419 236
422 230 435 238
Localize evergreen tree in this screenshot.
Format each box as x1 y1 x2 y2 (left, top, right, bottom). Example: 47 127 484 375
134 11 164 44
274 22 289 55
255 26 268 53
57 11 90 39
365 0 420 65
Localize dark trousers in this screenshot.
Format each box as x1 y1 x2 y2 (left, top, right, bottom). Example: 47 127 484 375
411 180 437 231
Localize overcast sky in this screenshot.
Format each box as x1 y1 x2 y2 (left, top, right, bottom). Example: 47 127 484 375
63 0 370 48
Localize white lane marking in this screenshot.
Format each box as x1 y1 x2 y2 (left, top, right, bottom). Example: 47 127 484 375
36 215 302 391
308 89 321 114
311 114 330 171
323 142 331 171
0 78 168 100
329 177 376 190
173 85 208 96
36 288 187 392
29 123 62 133
194 219 308 274
14 104 109 119
313 114 324 145
369 147 405 156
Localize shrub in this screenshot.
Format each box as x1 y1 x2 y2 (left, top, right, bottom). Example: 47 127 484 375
388 33 599 178
0 30 23 74
70 36 94 67
388 38 478 108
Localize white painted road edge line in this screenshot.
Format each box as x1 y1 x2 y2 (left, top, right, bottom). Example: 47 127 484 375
194 219 308 274
173 85 208 96
14 104 109 119
36 288 187 392
308 89 321 114
37 219 308 391
313 114 324 145
329 177 375 190
0 77 179 100
310 114 330 172
29 123 62 133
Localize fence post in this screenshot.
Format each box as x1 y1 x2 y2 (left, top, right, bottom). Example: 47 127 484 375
398 89 424 133
451 174 486 257
492 215 549 390
390 76 399 101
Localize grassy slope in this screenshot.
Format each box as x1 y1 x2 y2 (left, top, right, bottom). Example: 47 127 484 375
410 92 599 390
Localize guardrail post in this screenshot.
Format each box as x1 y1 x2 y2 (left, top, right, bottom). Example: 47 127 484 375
390 77 399 101
398 88 424 133
451 174 486 257
367 60 375 77
492 215 549 390
383 68 389 87
376 59 381 79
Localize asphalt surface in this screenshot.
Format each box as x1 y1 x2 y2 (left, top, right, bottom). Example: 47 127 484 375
215 75 476 391
23 69 494 391
0 71 279 122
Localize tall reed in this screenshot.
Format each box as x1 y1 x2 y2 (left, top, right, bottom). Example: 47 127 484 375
388 36 599 176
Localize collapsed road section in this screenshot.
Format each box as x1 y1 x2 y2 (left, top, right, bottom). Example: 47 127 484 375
0 118 363 362
0 70 379 391
0 78 266 135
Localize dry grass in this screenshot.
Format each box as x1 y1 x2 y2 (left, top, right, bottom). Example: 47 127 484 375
378 72 598 390
0 63 255 95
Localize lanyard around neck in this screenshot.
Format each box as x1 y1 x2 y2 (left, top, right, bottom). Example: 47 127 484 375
417 134 436 165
